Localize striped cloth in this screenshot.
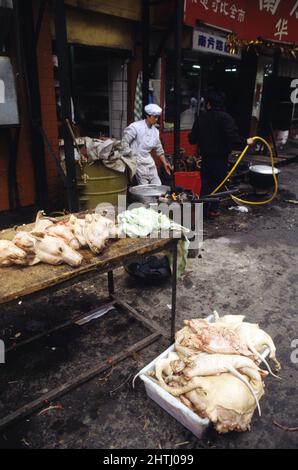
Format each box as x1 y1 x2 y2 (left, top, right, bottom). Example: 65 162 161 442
134 71 143 122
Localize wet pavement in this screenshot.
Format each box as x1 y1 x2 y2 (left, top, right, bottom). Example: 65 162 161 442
0 163 298 449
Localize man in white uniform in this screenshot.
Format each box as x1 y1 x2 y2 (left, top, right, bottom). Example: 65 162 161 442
122 104 171 185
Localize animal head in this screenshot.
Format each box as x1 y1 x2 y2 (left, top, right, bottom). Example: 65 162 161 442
31 233 83 267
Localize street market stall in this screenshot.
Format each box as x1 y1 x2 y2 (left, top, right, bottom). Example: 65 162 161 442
0 213 179 431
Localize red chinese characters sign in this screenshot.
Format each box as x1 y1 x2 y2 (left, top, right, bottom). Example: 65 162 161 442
184 0 298 43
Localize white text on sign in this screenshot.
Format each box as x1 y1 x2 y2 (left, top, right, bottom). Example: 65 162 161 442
0 80 5 104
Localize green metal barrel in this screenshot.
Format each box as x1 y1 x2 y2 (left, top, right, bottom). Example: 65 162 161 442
77 162 128 210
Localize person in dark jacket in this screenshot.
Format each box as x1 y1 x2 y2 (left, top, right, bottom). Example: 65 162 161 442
189 92 254 218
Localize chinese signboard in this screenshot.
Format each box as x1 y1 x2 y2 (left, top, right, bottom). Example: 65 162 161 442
184 0 298 43
0 57 19 126
193 28 242 58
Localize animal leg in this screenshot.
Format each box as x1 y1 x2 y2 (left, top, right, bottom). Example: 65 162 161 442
226 365 261 417
247 342 281 379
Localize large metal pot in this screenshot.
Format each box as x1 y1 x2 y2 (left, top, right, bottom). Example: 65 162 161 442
129 184 171 205
249 165 280 189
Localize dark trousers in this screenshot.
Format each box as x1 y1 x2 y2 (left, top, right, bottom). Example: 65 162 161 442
201 154 229 214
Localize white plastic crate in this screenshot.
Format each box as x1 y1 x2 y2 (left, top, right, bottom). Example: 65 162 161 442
139 344 210 439
138 316 270 439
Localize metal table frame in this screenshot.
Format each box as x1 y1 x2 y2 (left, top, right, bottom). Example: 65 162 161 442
0 238 178 431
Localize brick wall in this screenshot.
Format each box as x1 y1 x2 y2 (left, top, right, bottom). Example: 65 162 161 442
0 62 35 212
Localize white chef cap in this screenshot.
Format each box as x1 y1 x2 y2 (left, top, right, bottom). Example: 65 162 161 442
144 104 162 116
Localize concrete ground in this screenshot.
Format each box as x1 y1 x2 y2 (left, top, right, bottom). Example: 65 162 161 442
0 163 298 449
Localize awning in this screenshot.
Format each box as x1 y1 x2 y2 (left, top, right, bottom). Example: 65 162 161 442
52 7 134 50
65 0 140 22
184 0 298 43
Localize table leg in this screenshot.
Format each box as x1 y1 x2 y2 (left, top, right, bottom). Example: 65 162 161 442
108 271 115 297
171 241 178 343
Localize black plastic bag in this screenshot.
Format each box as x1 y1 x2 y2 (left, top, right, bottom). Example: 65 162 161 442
125 255 171 284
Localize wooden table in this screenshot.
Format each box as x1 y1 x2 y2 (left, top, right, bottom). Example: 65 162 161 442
0 227 179 431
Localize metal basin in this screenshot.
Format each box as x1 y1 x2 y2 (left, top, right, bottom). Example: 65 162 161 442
129 184 171 204
249 165 280 189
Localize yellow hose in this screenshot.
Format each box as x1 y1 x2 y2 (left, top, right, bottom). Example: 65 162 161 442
211 136 279 205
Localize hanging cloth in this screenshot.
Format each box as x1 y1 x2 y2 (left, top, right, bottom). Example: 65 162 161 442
134 71 143 122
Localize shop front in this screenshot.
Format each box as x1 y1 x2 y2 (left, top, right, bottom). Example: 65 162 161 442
0 0 140 216
0 0 57 215
52 1 141 211
56 2 139 140
161 23 249 157
181 0 298 154
253 50 298 153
